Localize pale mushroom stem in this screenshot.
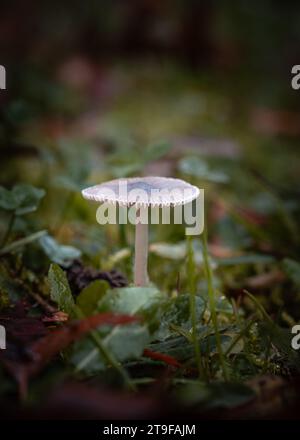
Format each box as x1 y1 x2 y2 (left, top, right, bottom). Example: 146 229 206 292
134 210 149 286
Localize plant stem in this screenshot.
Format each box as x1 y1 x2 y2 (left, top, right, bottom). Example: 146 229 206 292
134 208 149 286
0 230 47 256
243 290 273 324
244 290 274 372
187 237 205 379
224 319 255 356
201 229 229 381
73 306 136 391
89 330 135 391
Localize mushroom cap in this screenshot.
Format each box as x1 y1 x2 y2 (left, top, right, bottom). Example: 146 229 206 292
82 176 199 207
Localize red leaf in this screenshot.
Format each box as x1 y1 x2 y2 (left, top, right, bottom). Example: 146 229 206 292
2 312 139 398
143 348 182 369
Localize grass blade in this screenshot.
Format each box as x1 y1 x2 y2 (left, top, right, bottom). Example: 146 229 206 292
201 229 229 381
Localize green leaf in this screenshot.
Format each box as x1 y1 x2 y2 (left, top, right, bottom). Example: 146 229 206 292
13 184 46 215
105 324 149 361
48 263 75 315
148 331 232 360
71 324 149 374
39 235 81 267
156 293 206 340
148 335 194 361
77 280 110 316
0 186 17 210
103 286 162 315
0 184 45 214
282 258 300 288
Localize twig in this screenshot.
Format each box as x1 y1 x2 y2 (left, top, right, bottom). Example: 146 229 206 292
27 290 56 315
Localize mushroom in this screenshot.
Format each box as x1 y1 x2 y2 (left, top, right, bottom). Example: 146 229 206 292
82 177 199 286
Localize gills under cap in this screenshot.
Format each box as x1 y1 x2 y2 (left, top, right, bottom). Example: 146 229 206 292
82 176 199 208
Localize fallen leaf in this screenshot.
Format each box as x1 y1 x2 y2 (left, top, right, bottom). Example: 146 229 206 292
42 311 69 323
1 312 139 398
66 259 127 295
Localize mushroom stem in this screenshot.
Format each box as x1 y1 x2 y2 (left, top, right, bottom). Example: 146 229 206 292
134 213 149 286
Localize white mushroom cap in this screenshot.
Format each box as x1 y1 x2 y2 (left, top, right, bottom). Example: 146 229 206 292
82 176 199 208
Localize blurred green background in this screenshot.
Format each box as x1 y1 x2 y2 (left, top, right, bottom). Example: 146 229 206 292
1 0 300 316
